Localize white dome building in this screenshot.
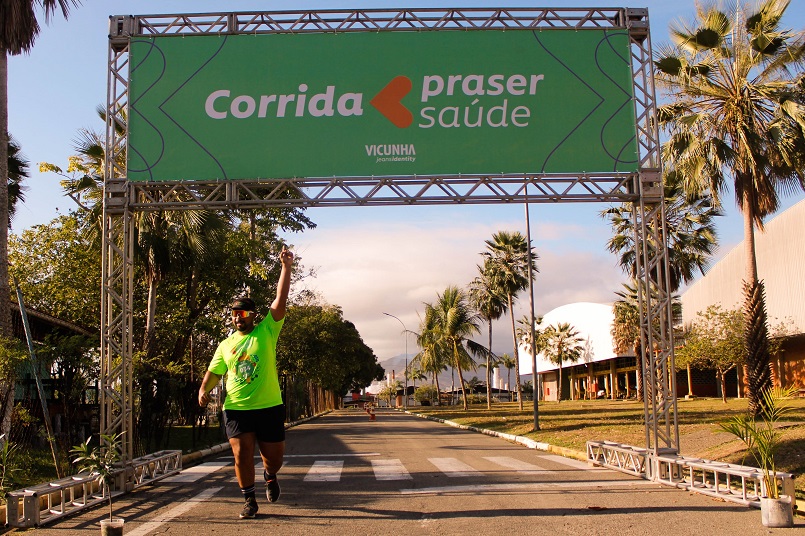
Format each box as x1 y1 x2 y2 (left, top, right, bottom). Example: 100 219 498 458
519 302 636 401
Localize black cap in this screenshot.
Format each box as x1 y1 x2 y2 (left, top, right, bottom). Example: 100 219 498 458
230 297 256 311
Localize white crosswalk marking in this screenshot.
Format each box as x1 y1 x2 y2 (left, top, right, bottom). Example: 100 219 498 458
304 460 344 481
484 456 548 473
428 457 483 477
371 459 412 480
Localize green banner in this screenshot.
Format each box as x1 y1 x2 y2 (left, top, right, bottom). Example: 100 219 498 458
128 30 638 181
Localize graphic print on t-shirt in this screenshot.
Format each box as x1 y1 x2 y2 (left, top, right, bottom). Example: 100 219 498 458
231 336 259 385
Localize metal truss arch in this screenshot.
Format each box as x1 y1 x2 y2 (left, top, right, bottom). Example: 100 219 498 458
101 7 676 473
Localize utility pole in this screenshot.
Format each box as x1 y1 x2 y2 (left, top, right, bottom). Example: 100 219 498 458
383 312 408 408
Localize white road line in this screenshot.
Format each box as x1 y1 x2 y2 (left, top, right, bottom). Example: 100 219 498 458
304 460 344 482
400 479 655 495
125 486 223 536
162 461 230 483
484 456 548 473
371 459 413 481
428 458 483 478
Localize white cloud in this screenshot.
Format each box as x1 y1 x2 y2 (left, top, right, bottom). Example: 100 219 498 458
285 207 625 363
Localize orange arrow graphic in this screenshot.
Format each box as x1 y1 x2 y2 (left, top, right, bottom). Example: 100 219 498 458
370 76 413 128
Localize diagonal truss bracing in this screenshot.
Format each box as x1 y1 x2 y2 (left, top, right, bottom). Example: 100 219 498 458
102 7 676 471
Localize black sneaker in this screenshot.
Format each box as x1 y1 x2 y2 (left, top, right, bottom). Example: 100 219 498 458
239 499 258 519
265 476 281 503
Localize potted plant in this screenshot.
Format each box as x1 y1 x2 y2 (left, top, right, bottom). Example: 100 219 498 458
71 432 125 536
720 386 796 528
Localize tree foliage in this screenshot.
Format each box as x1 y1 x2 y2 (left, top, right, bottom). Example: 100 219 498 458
676 305 744 402
481 231 538 410
541 322 584 402
9 213 101 329
677 305 795 402
276 302 383 396
655 0 805 415
422 286 481 410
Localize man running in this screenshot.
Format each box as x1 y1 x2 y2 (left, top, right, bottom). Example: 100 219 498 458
199 246 293 519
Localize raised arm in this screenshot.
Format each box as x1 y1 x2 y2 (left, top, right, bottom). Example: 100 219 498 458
270 246 294 321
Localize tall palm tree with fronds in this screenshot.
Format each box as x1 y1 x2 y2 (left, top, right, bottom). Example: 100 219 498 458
603 170 720 401
611 283 644 400
542 322 584 402
500 353 516 402
0 0 79 450
516 314 545 399
39 105 126 238
482 231 538 410
655 0 805 415
612 282 684 401
602 170 720 292
425 286 480 411
1 0 81 303
7 135 28 226
412 316 448 405
469 265 507 410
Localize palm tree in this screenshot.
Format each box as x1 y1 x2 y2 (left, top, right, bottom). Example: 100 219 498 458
39 105 125 238
425 286 480 411
469 265 507 410
41 109 232 358
0 0 79 441
611 283 644 400
408 366 427 393
482 231 538 410
654 0 805 415
542 322 584 401
612 282 684 401
601 170 720 291
500 353 516 402
516 314 545 400
412 317 448 405
6 136 29 226
464 376 483 400
603 171 720 402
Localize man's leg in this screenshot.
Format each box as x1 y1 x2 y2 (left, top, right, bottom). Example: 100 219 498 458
230 433 259 518
259 440 285 502
230 433 257 487
258 440 285 474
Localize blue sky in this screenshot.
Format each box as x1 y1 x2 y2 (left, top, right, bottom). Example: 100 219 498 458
8 0 805 365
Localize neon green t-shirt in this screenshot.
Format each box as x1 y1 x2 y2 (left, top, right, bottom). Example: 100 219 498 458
208 314 284 410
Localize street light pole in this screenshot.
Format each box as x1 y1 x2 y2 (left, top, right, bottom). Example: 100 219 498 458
525 184 540 431
383 312 408 408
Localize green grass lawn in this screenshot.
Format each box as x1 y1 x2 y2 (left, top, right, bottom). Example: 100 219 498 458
409 396 805 499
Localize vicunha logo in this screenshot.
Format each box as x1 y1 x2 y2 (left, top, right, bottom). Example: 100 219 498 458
205 72 545 129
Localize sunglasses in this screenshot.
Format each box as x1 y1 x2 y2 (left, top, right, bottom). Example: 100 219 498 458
231 310 254 319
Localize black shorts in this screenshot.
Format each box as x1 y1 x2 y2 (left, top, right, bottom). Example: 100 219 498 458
223 405 286 443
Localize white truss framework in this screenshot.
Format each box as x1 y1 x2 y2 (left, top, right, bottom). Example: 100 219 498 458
102 7 676 474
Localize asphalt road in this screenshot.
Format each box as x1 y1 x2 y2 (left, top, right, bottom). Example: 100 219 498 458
20 409 802 535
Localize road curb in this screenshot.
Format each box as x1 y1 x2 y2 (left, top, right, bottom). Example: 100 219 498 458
402 409 588 462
